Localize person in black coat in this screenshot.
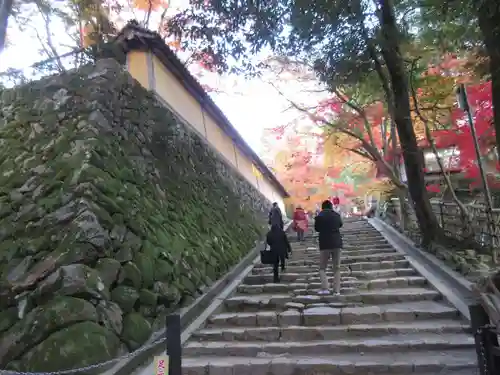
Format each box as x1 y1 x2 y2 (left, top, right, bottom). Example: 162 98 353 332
314 199 343 295
268 202 284 229
266 224 292 283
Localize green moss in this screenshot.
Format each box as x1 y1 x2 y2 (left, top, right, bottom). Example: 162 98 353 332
111 285 139 313
0 297 97 367
0 59 269 371
119 262 142 289
18 322 120 372
139 289 158 306
0 308 18 333
121 313 152 350
134 252 155 288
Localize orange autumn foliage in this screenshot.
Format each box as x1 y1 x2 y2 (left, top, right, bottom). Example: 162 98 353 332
133 0 168 11
81 23 95 48
167 40 181 51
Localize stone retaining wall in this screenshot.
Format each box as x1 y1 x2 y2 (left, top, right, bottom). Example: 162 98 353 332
0 59 270 371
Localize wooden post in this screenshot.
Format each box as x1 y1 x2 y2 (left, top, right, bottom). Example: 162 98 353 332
166 314 182 375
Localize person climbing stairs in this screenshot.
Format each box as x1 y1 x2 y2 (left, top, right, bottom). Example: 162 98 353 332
181 218 478 374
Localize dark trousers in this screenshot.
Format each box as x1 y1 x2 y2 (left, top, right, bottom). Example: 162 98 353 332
273 253 286 282
297 230 305 241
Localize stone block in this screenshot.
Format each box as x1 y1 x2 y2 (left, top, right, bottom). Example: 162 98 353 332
341 306 382 324
279 310 301 326
303 307 340 326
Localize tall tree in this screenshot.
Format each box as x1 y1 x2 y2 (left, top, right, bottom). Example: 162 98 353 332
475 2 500 161
376 0 441 243
168 0 441 244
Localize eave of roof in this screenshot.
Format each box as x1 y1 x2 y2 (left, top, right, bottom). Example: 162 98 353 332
114 22 290 198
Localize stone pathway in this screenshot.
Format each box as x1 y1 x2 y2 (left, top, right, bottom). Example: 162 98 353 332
182 219 478 375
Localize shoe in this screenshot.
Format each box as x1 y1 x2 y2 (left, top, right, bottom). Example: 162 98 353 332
281 266 286 272
273 277 280 283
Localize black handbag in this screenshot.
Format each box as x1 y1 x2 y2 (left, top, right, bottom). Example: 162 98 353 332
260 243 275 265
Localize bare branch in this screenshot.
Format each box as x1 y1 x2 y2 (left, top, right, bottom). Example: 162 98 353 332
332 86 378 149
268 81 406 190
144 0 153 27
34 1 65 72
331 137 375 160
157 7 169 35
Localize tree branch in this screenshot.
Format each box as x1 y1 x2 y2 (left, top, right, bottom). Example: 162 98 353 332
34 1 65 72
332 86 378 151
408 57 470 221
269 81 406 190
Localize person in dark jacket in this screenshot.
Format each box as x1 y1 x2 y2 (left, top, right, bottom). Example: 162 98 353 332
268 202 284 229
314 199 343 295
266 224 292 283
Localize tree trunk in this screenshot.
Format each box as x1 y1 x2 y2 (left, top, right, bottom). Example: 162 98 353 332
476 1 500 162
395 188 408 230
0 0 13 52
378 0 441 246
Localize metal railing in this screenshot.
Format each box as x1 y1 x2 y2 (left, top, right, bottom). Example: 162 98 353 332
470 303 500 375
380 197 500 374
380 198 500 256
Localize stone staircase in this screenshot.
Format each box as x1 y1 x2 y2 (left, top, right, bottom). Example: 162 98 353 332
181 219 478 375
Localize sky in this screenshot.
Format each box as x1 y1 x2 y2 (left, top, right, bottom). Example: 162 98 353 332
1 46 291 154
0 1 304 155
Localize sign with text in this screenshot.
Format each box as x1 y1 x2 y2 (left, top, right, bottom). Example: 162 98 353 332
154 355 169 375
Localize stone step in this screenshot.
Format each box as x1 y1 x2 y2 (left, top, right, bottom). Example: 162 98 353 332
358 268 417 279
412 371 478 375
174 221 478 375
307 234 385 241
206 301 459 328
184 332 474 357
300 241 390 248
181 349 477 375
252 259 410 274
238 280 363 293
254 249 402 267
223 289 442 312
343 239 388 244
289 246 394 253
237 276 427 294
288 252 406 264
244 268 418 284
294 272 417 285
298 240 391 248
287 255 405 265
343 239 387 244
289 248 390 254
293 286 360 295
192 320 469 341
268 250 398 269
337 247 397 255
342 234 386 239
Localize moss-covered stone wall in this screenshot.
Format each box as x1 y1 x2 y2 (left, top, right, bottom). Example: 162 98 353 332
0 59 270 372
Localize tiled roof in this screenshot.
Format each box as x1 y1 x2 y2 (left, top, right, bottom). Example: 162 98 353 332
114 21 289 198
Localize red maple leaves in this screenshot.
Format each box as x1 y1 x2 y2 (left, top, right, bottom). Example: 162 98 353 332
431 81 496 189
268 53 497 196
